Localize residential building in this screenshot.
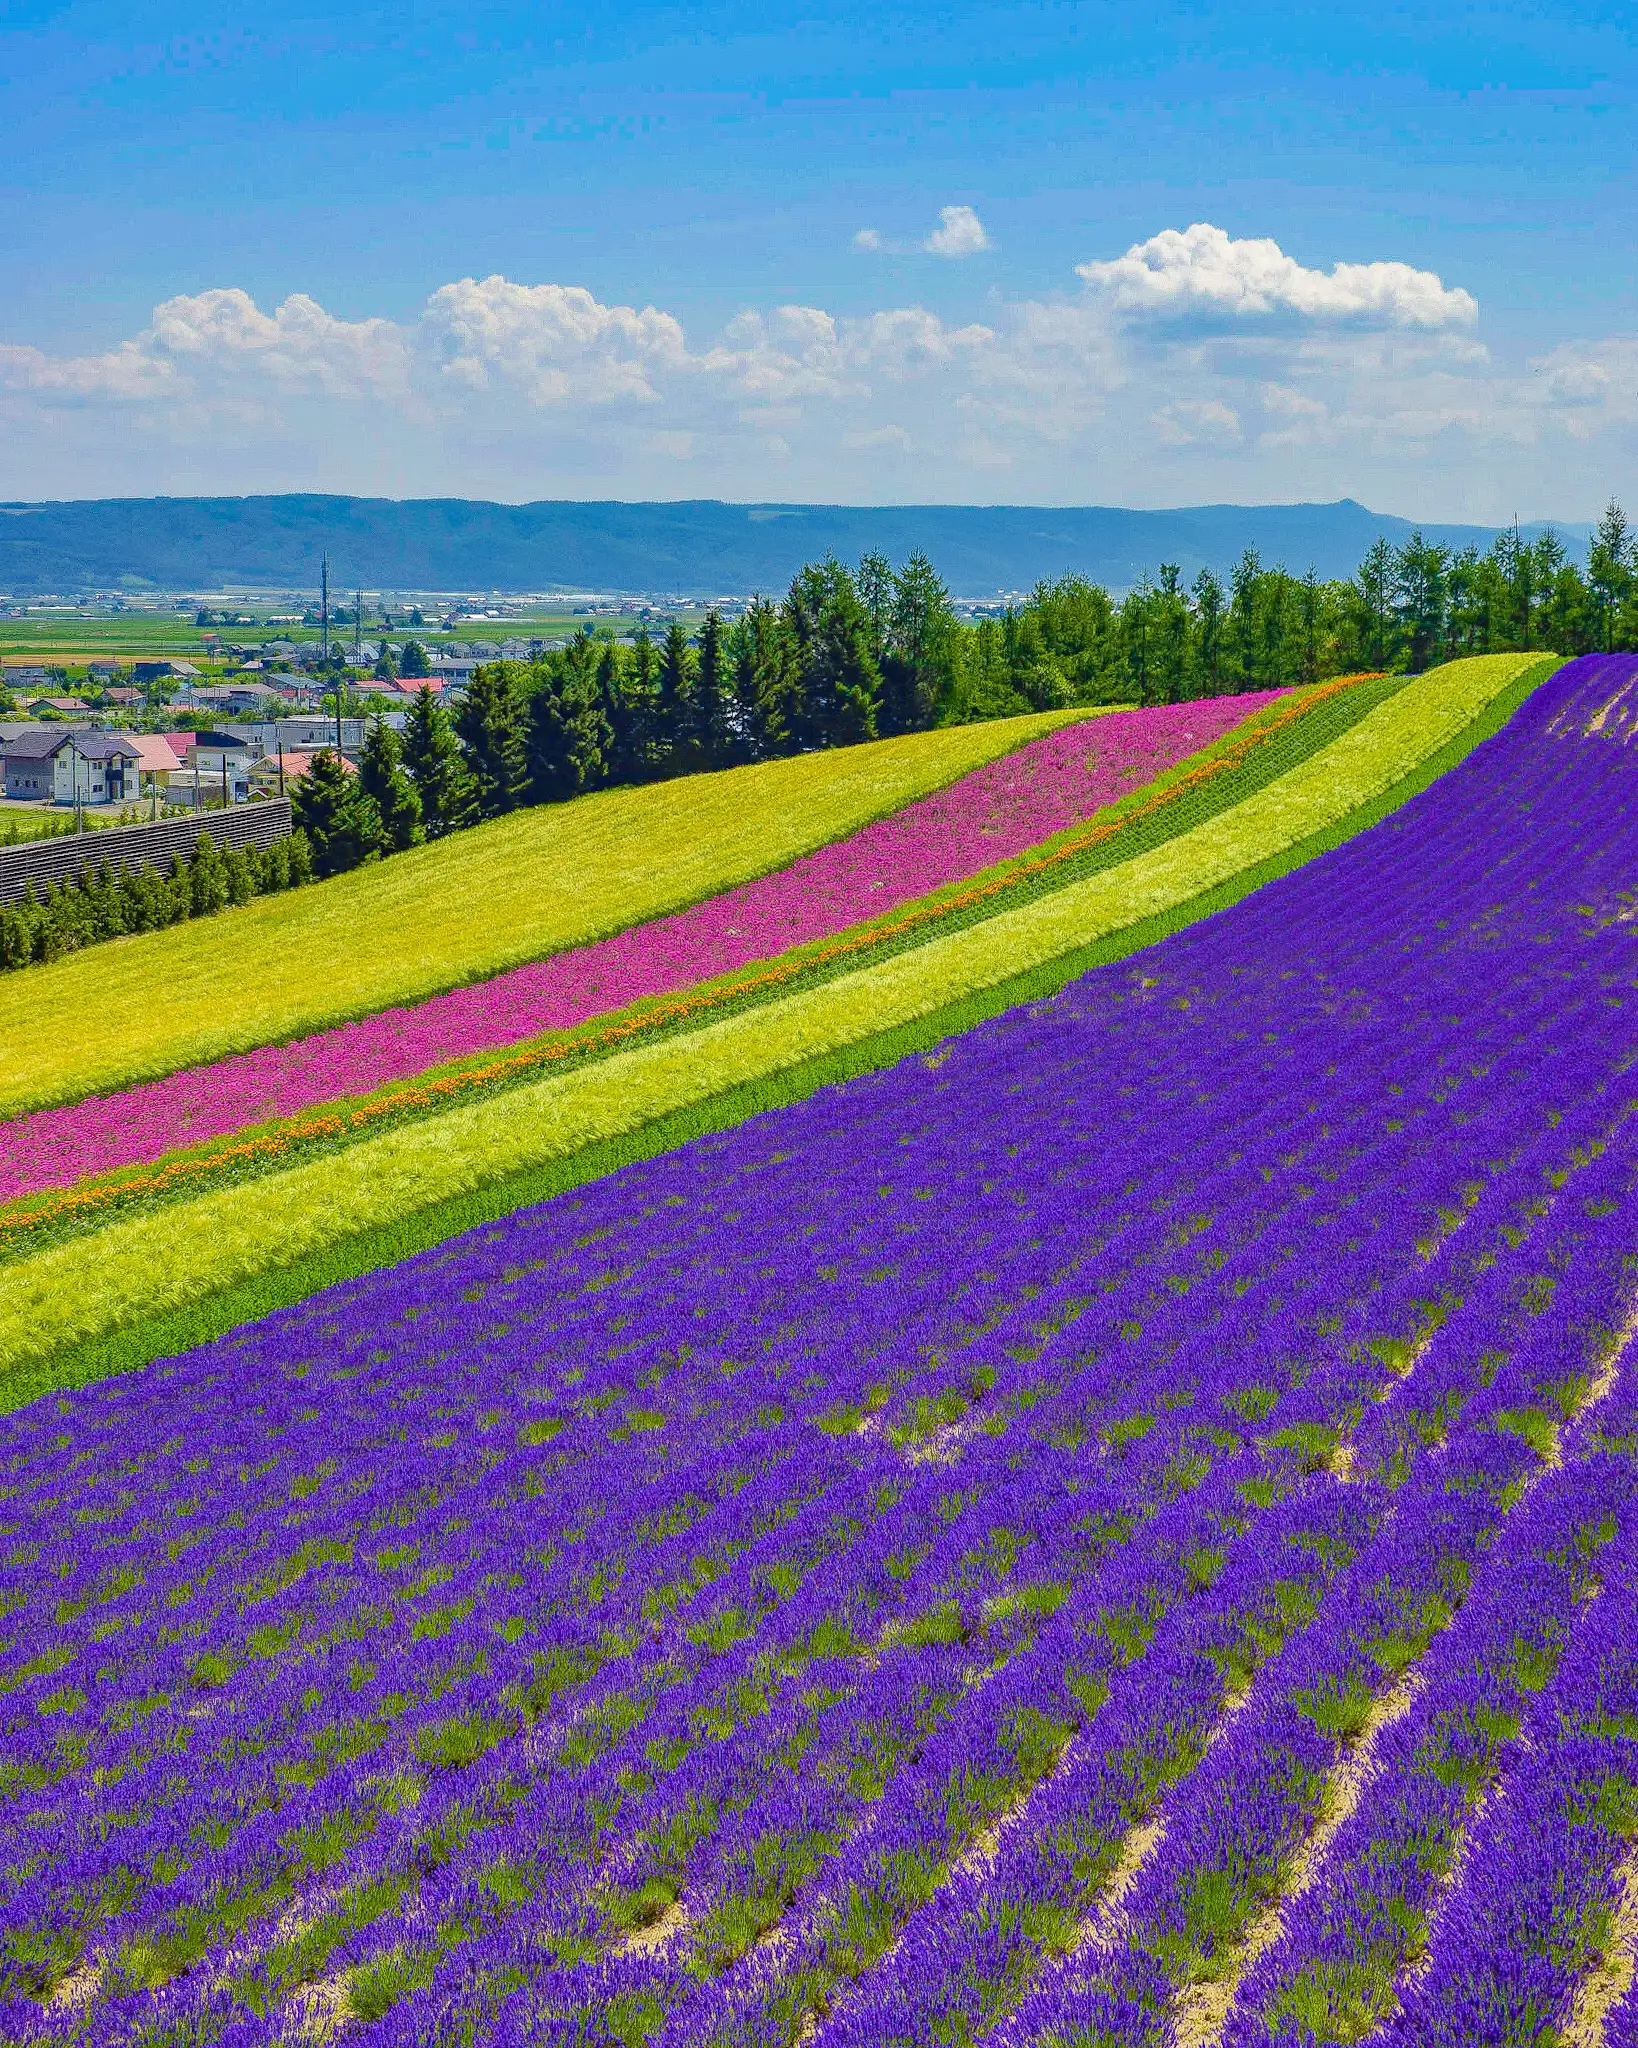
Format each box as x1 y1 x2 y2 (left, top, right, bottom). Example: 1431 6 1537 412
133 660 201 683
249 750 355 794
186 679 287 716
179 729 255 803
128 735 184 792
2 729 142 804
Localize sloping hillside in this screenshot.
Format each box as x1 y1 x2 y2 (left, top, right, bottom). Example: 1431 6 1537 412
0 655 1553 1401
0 712 1077 1117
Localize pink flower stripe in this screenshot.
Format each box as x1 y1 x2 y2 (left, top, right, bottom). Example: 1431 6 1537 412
0 694 1281 1203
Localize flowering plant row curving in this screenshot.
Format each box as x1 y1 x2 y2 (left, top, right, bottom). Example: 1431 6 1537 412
0 694 1287 1210
0 656 1634 2046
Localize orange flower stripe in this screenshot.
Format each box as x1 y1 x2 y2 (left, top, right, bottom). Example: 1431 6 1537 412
0 676 1380 1249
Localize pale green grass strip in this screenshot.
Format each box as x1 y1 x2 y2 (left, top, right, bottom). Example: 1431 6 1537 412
0 709 1082 1120
0 653 1545 1382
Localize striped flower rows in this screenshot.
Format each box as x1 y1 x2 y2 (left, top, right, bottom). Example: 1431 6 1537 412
0 654 1634 2047
0 682 1357 1253
0 695 1283 1208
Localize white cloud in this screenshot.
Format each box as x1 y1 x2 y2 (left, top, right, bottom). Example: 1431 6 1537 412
0 339 173 402
843 423 913 452
852 208 991 258
924 205 990 258
1078 223 1478 330
3 232 1637 514
421 276 686 406
1153 398 1242 447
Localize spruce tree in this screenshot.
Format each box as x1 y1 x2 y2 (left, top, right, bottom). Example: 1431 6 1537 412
689 609 731 768
857 552 893 668
597 641 640 784
290 750 387 876
360 714 424 852
656 621 694 770
526 657 613 804
401 684 473 838
455 661 528 818
784 561 880 750
626 629 661 775
1589 499 1632 650
729 597 795 758
880 552 955 733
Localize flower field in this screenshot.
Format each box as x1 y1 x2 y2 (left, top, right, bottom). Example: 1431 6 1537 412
0 712 1078 1124
0 657 1533 1395
0 695 1280 1206
2 651 1635 2046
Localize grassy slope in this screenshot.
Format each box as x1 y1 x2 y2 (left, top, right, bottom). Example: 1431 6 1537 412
0 678 1368 1235
0 653 1555 1402
0 710 1079 1119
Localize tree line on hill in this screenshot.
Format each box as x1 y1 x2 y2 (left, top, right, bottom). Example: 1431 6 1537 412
292 509 1638 877
7 503 1632 965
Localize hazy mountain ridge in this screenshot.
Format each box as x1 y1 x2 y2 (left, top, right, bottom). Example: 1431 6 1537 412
0 495 1590 598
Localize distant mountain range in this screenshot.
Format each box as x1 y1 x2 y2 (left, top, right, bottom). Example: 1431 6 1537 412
0 495 1592 599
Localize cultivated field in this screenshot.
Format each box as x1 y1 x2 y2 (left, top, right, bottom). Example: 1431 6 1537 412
6 651 1638 2048
0 712 1077 1117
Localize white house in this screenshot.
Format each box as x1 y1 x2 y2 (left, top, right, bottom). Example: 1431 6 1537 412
1 729 143 805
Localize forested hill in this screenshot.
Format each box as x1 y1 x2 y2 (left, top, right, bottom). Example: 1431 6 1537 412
0 496 1588 597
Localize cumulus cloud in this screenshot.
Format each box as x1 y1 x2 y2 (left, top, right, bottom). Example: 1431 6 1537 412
924 206 990 258
852 207 990 258
421 276 687 407
1078 223 1478 330
0 287 407 409
4 232 1636 511
0 339 173 402
843 423 914 453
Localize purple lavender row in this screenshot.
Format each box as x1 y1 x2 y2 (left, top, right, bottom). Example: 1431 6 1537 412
244 1202 1406 2045
0 1081 1449 2039
1378 1506 1638 2044
0 1114 1613 2007
573 1105 1637 2048
808 1119 1638 2048
0 655 1634 2040
1226 1447 1638 2046
0 970 1498 1900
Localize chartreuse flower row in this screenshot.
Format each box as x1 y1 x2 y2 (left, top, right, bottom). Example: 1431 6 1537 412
0 675 1375 1253
0 649 1630 2048
0 651 1555 1401
0 709 1083 1122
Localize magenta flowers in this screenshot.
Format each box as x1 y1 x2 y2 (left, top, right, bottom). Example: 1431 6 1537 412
0 695 1278 1202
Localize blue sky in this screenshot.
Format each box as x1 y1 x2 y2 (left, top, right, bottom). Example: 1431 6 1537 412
3 0 1636 514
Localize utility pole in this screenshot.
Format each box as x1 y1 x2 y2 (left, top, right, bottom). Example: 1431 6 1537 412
354 589 364 668
320 554 330 666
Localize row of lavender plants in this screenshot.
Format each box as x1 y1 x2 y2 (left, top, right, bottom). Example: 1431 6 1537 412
1 653 1636 2047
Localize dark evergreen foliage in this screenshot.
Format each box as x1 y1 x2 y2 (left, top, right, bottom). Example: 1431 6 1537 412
454 661 528 818
400 684 473 838
290 749 387 876
359 715 425 853
0 828 313 972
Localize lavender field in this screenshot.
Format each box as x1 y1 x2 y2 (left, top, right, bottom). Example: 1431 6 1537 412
4 650 1638 2047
